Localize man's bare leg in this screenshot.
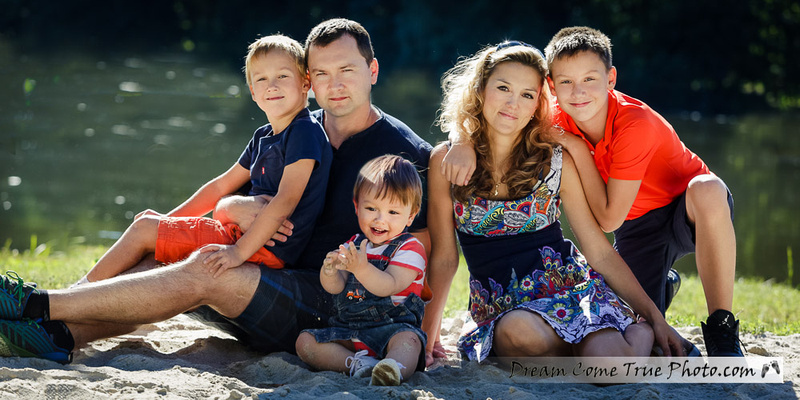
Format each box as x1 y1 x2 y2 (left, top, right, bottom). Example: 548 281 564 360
67 322 142 349
49 251 261 345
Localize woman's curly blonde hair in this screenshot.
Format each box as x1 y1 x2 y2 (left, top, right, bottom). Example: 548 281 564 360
437 42 555 203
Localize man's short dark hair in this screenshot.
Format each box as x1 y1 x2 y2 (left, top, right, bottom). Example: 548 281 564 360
304 18 375 69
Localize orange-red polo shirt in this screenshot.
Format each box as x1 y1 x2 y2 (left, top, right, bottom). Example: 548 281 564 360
554 90 710 220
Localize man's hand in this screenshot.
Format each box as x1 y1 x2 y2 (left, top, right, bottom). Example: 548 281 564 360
268 219 294 246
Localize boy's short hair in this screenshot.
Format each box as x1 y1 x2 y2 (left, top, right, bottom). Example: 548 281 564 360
244 34 306 88
304 18 375 68
353 155 423 215
544 26 613 73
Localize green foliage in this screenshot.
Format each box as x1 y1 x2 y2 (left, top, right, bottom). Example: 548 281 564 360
443 255 800 335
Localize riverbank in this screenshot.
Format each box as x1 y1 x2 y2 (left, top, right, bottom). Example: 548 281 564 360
1 245 799 398
0 313 796 399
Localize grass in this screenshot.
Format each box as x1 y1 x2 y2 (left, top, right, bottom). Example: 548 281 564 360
1 240 106 289
441 255 800 336
3 241 800 335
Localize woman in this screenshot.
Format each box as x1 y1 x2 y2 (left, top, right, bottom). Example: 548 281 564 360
421 41 682 365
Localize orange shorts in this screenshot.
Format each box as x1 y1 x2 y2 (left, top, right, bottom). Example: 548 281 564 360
155 217 284 269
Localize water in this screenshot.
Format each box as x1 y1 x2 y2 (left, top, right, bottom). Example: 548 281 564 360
2 47 799 287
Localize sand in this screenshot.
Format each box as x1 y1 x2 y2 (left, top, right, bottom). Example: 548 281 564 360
0 313 796 399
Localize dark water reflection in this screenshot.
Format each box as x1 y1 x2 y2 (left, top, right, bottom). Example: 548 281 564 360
2 48 798 287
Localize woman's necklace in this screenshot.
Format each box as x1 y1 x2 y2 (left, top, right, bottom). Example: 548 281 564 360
493 180 503 196
492 152 509 197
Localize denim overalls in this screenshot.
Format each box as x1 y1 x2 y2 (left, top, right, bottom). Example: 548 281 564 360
301 232 427 364
330 232 425 330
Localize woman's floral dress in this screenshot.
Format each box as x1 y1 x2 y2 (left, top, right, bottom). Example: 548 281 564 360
455 147 636 362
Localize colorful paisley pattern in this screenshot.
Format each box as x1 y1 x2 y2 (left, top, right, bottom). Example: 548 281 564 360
453 147 636 362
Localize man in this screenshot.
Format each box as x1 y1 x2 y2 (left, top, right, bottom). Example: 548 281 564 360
0 18 431 363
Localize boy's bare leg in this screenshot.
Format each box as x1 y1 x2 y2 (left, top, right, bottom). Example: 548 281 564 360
685 175 736 314
49 251 261 345
213 195 267 232
122 254 163 275
384 331 422 381
215 195 292 246
85 216 160 282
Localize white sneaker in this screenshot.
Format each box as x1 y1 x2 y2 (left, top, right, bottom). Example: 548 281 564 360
345 350 379 378
370 358 406 386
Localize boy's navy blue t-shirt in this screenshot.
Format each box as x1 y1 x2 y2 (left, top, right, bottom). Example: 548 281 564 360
292 107 432 270
237 108 332 266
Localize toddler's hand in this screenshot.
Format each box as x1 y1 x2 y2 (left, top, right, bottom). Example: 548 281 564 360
337 239 369 274
322 251 341 276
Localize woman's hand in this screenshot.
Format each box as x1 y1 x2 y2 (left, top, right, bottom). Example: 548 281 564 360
425 338 447 367
645 316 686 357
